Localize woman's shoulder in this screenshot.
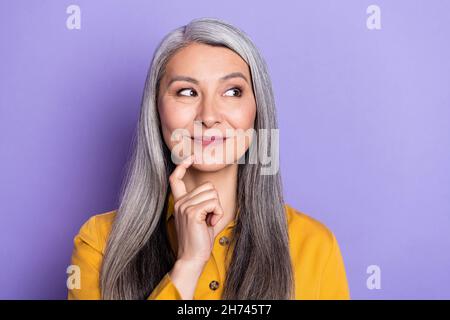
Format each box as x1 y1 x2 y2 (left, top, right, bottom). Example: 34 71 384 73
284 203 350 299
74 210 117 254
284 203 336 251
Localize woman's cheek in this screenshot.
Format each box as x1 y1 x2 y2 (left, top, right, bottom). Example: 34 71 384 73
228 102 256 131
160 104 195 143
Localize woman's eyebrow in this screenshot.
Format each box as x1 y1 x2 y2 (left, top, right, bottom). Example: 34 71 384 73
167 72 249 87
167 76 199 87
219 72 249 84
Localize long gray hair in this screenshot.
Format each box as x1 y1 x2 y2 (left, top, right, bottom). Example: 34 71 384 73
100 17 294 299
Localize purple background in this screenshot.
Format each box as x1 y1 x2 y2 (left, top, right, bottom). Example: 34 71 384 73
1 0 449 299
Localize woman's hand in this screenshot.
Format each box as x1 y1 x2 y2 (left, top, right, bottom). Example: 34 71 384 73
167 154 226 299
169 154 225 265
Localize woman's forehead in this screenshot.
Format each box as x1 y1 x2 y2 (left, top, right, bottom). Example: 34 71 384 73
163 43 251 82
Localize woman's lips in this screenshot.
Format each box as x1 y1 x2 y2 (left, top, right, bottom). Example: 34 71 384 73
191 136 227 146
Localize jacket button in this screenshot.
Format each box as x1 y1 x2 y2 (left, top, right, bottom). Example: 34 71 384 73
209 280 220 290
219 236 230 246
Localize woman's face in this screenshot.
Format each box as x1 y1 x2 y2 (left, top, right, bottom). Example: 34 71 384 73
157 42 257 172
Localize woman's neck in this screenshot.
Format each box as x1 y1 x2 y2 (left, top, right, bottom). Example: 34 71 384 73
182 163 238 225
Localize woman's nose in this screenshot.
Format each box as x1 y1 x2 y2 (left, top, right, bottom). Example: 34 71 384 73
197 99 222 128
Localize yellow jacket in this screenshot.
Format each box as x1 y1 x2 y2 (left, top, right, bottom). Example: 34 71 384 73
68 192 350 300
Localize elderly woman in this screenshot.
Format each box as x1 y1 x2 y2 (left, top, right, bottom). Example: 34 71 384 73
68 17 350 300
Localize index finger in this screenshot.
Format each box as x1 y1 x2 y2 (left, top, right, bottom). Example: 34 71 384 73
169 154 194 200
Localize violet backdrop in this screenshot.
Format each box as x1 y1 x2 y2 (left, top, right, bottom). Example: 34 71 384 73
1 0 449 299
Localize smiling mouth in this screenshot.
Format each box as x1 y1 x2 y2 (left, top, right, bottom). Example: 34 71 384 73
191 136 228 146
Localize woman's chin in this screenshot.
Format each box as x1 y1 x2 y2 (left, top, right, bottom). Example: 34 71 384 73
191 160 231 172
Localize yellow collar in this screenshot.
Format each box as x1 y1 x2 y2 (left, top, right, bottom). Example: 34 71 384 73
166 191 239 228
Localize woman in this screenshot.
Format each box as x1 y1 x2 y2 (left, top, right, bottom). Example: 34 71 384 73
68 17 350 300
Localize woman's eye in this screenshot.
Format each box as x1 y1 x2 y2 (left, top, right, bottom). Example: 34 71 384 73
177 88 197 97
224 87 242 97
